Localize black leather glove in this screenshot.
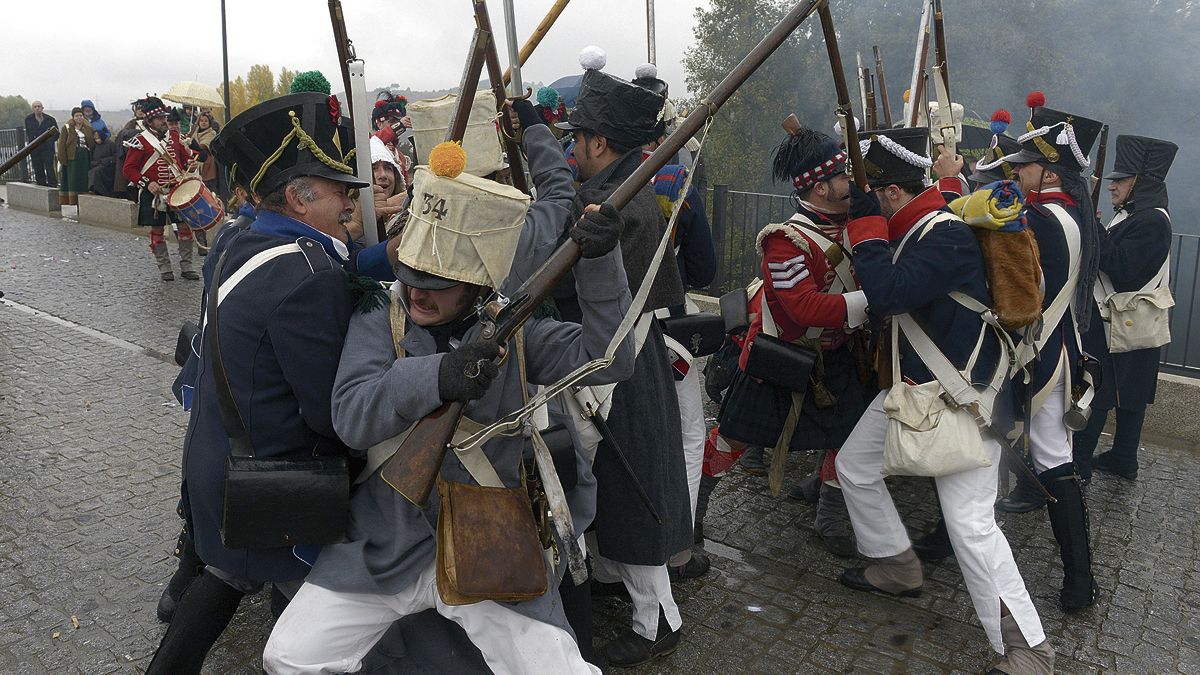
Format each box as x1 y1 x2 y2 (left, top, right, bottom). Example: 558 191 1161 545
510 98 543 132
438 341 501 402
570 201 622 259
848 182 882 220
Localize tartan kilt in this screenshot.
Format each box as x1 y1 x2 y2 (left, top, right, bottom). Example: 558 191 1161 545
717 341 876 450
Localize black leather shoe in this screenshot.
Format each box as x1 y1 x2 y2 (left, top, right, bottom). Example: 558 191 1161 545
1061 580 1099 613
838 568 922 597
995 492 1046 514
602 623 681 668
668 552 711 581
1094 452 1137 480
821 534 858 559
912 521 954 562
156 587 180 624
787 473 821 504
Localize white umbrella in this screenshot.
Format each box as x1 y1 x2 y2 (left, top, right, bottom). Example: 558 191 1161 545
163 81 225 109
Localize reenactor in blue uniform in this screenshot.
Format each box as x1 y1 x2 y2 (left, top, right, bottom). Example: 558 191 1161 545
836 126 1054 673
1075 135 1178 480
996 94 1104 612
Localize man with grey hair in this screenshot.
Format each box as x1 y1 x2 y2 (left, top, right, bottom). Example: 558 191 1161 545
24 101 57 187
146 92 371 673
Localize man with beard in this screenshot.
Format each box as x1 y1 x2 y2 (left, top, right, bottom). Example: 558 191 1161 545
555 62 693 667
121 96 198 280
705 119 873 557
994 93 1104 613
1073 135 1178 480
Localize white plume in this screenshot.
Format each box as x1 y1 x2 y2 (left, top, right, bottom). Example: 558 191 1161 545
578 45 607 71
635 63 658 80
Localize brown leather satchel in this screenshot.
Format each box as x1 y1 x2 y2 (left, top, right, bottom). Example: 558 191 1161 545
435 475 548 605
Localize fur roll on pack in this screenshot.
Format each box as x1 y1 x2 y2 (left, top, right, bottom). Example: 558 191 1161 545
976 229 1043 331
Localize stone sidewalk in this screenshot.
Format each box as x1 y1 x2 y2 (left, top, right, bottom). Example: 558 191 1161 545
2 204 1199 673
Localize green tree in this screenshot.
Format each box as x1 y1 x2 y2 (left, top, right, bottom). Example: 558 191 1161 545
276 68 297 97
0 94 31 129
246 64 277 105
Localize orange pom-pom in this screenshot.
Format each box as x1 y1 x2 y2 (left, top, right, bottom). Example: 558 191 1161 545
1026 91 1046 109
902 89 911 104
429 141 467 179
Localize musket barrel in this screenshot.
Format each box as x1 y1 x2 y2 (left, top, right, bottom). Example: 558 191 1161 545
0 127 58 176
502 0 571 88
817 1 868 188
382 0 828 507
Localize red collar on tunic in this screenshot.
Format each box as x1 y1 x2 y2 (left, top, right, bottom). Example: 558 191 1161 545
887 185 947 241
1026 187 1076 207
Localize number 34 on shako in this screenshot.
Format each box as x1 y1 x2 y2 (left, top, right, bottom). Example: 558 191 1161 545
421 193 449 220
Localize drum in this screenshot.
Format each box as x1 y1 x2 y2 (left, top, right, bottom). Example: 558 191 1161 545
167 177 225 231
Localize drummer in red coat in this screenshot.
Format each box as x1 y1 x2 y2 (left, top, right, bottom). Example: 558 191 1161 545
122 96 198 280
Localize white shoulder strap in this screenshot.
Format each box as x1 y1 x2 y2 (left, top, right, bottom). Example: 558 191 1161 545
895 313 1007 424
198 243 303 332
1014 203 1082 369
784 216 857 294
892 211 955 262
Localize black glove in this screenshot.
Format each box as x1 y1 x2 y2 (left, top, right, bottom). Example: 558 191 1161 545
510 98 544 132
437 341 501 402
570 201 622 259
848 182 881 220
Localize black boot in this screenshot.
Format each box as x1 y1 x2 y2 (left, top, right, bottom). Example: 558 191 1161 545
693 474 720 544
1041 463 1097 612
559 576 600 669
815 482 856 558
740 446 766 476
912 517 954 562
1072 407 1109 483
157 527 205 623
995 468 1047 514
787 469 821 504
1095 407 1145 479
602 608 681 668
146 570 245 675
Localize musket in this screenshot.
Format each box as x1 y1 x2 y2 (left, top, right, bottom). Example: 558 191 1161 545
932 0 949 96
0 127 58 176
328 0 356 118
929 0 956 157
905 0 932 127
473 0 530 194
1090 124 1110 210
856 52 869 122
501 0 572 88
864 68 879 131
873 46 893 128
381 0 830 507
447 29 491 144
817 2 868 189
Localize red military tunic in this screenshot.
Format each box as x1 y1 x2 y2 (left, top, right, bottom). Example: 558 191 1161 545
737 202 867 372
122 128 190 191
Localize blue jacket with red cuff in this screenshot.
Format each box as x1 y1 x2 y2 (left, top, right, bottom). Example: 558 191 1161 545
848 185 1001 387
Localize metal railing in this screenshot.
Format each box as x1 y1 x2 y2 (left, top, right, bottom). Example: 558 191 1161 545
704 185 1200 377
0 127 32 182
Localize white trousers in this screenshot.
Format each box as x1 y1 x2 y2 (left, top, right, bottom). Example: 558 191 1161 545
263 563 598 675
589 536 682 641
835 391 1046 654
676 362 706 522
1029 371 1072 473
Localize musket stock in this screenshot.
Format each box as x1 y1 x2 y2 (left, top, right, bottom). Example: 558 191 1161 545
818 2 868 189
0 127 58 176
382 0 827 507
864 68 878 131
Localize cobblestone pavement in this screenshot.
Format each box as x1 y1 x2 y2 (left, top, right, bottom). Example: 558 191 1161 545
2 204 1200 673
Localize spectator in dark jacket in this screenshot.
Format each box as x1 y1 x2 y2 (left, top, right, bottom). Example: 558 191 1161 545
89 132 118 197
23 101 57 187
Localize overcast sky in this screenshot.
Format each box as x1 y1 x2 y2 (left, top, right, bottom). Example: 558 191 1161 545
2 0 703 111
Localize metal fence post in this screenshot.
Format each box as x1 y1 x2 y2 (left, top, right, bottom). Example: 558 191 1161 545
711 184 729 293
